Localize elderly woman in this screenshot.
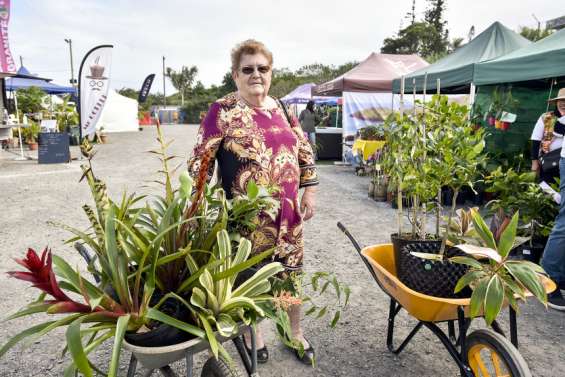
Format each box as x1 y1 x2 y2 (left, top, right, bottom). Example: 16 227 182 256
187 39 318 364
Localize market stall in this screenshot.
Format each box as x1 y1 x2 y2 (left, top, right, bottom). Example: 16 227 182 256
391 22 530 95
471 27 565 155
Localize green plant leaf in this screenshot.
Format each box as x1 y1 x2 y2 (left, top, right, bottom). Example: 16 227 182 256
449 256 483 270
5 302 53 321
146 308 205 338
454 270 485 293
107 314 130 377
470 209 497 249
469 279 488 318
0 321 57 357
316 306 328 319
330 311 341 328
66 317 93 377
484 275 504 325
498 211 519 258
304 306 317 316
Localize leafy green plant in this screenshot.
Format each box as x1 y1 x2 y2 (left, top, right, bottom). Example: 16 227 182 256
22 121 40 144
2 127 282 374
451 210 548 325
443 207 479 246
485 167 557 242
55 95 79 132
382 95 486 250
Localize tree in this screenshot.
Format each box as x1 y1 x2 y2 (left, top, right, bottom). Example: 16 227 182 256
519 26 553 41
424 0 449 56
381 0 451 61
166 65 198 106
16 87 45 115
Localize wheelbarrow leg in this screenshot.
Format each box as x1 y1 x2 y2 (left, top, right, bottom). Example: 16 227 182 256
386 298 422 354
509 306 518 348
127 354 138 377
185 352 193 377
448 320 456 343
233 327 257 376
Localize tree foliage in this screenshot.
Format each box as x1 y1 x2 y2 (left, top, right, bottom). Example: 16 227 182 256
381 0 453 61
16 86 46 114
166 65 198 106
518 26 553 42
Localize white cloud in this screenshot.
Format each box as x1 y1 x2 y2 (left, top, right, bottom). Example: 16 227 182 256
8 0 564 95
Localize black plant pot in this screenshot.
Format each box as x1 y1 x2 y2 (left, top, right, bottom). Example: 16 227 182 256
125 294 195 347
510 242 546 264
390 234 441 275
396 241 471 299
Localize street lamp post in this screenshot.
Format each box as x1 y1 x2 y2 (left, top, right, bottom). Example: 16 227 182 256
64 38 76 90
162 56 166 109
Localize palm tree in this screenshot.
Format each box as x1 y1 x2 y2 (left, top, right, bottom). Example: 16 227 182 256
166 66 198 106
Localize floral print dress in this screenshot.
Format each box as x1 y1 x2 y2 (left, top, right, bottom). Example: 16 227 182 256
188 93 318 273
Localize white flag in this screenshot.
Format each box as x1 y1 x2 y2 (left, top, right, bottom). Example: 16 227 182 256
79 45 113 137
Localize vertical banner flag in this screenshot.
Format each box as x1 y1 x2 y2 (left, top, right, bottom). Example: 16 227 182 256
0 0 16 73
79 45 113 138
138 74 155 103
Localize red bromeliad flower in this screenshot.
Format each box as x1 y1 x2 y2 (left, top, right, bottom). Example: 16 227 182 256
8 247 93 313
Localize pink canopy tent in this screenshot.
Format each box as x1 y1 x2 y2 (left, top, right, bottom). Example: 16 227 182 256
312 53 428 96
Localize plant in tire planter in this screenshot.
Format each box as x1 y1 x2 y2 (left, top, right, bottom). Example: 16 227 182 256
451 210 549 325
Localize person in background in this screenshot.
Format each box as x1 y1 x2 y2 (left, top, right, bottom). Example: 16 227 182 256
299 100 318 159
539 88 565 311
531 98 563 185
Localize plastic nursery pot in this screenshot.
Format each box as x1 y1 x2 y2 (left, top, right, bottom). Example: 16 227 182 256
399 243 471 299
368 182 375 198
28 142 38 150
390 234 441 275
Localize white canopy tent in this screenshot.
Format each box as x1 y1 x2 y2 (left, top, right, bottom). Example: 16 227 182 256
96 90 139 133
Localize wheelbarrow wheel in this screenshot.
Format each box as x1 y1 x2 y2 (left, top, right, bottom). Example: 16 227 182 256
466 329 531 377
201 357 243 377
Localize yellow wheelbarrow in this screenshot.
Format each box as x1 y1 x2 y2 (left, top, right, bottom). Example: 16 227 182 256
337 223 556 377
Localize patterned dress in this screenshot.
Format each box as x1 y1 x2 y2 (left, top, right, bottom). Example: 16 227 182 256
188 93 319 273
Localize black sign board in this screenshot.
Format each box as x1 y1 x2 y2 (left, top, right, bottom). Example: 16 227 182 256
38 132 70 164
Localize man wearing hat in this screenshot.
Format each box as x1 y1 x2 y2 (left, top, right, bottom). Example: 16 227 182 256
539 87 565 311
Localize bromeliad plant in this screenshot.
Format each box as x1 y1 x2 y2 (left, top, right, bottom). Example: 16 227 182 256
1 127 283 375
451 209 549 325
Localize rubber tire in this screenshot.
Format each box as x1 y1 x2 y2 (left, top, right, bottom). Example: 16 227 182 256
201 357 243 377
466 329 531 377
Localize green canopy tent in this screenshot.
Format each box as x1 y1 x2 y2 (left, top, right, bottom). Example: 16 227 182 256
391 22 531 94
474 28 565 85
471 28 565 156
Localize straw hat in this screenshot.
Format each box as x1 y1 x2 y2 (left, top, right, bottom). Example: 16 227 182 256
548 88 565 102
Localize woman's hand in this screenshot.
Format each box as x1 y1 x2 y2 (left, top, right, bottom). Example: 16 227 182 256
531 159 540 174
300 187 317 221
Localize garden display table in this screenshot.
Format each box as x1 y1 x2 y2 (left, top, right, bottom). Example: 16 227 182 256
352 139 385 161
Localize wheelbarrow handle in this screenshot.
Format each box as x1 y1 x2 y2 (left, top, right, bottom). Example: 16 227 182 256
337 222 363 254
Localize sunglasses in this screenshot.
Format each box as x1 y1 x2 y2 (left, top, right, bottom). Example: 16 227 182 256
240 65 271 75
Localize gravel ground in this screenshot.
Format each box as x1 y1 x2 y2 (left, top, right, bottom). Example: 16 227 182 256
0 124 563 377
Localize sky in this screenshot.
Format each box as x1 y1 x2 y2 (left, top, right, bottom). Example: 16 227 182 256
8 0 565 94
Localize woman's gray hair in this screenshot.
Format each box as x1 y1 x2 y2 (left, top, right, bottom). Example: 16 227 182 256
231 39 273 72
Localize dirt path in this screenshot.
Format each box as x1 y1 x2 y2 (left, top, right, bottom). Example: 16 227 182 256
0 125 563 376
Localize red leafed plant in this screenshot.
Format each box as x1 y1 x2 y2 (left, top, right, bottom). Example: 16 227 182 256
8 247 92 313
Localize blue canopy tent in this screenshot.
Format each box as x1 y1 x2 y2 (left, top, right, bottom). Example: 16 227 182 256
5 66 75 94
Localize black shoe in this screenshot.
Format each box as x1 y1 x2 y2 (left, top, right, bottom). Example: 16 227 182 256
243 339 269 364
293 338 315 366
548 289 565 311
